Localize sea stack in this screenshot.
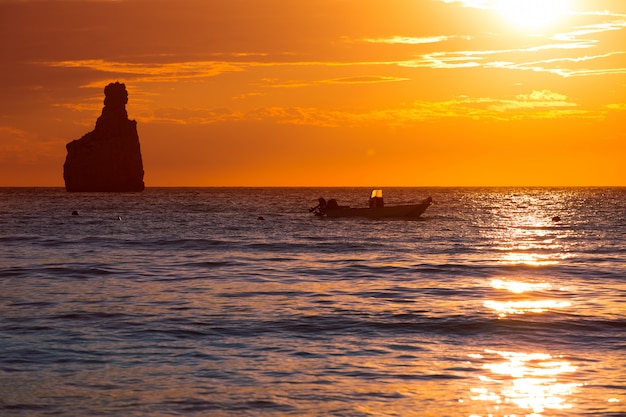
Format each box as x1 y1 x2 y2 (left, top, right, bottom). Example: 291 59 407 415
63 82 145 192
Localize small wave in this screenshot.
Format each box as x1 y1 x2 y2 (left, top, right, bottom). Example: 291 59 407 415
192 312 626 348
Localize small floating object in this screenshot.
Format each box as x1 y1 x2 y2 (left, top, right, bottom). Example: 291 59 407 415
71 210 80 216
552 216 561 222
116 216 122 221
257 216 265 221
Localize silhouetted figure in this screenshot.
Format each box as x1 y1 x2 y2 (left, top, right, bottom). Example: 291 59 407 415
326 199 339 209
310 197 328 216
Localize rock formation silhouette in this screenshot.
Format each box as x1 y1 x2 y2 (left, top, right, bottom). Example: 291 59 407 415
63 82 145 192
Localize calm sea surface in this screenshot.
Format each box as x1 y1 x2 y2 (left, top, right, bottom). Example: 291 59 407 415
1 187 625 416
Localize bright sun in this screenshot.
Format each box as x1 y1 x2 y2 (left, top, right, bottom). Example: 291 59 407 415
496 0 570 31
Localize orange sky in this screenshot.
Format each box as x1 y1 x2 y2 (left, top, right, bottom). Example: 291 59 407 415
1 0 624 186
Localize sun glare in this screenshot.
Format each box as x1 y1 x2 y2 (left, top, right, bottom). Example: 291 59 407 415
484 299 572 317
491 279 551 294
496 0 570 31
471 350 581 414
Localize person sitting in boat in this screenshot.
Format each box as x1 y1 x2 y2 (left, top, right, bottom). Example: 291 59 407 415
316 197 326 210
326 199 339 209
369 189 384 208
310 197 347 215
310 197 327 215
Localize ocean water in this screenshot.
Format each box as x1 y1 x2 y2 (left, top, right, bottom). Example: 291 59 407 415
1 187 625 417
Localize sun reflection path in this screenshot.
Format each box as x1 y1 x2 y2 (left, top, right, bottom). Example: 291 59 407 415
484 299 572 317
485 278 571 317
499 252 561 266
490 279 551 294
479 191 578 269
470 350 582 415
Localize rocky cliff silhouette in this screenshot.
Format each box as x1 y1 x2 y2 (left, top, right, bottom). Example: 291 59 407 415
63 82 145 192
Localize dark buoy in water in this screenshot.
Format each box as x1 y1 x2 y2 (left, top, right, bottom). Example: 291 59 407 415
257 216 265 221
552 216 561 222
72 210 80 216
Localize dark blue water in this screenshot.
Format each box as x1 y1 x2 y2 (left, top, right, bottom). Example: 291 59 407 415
1 187 625 416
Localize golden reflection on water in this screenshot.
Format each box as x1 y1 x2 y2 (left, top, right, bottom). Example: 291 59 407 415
485 278 570 317
479 191 578 269
499 252 560 266
473 256 582 415
490 279 551 293
484 299 572 317
469 350 582 416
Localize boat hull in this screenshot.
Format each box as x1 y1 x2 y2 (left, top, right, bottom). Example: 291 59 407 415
323 197 432 218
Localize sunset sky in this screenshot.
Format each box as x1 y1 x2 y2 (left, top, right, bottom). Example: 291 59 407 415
1 0 625 186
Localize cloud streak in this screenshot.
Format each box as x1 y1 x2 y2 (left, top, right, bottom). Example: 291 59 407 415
46 59 246 84
44 10 626 91
363 35 456 45
125 89 591 128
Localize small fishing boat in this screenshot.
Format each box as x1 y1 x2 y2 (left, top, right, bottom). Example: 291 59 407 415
311 190 432 218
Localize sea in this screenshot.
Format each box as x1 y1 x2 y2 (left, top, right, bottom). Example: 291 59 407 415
1 187 625 417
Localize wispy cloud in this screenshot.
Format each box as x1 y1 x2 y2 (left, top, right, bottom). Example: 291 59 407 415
322 75 410 84
398 27 626 77
45 59 247 85
141 90 596 127
135 107 244 125
487 52 626 77
607 103 626 111
490 90 575 111
44 5 626 91
387 91 586 122
429 0 626 76
363 35 455 45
